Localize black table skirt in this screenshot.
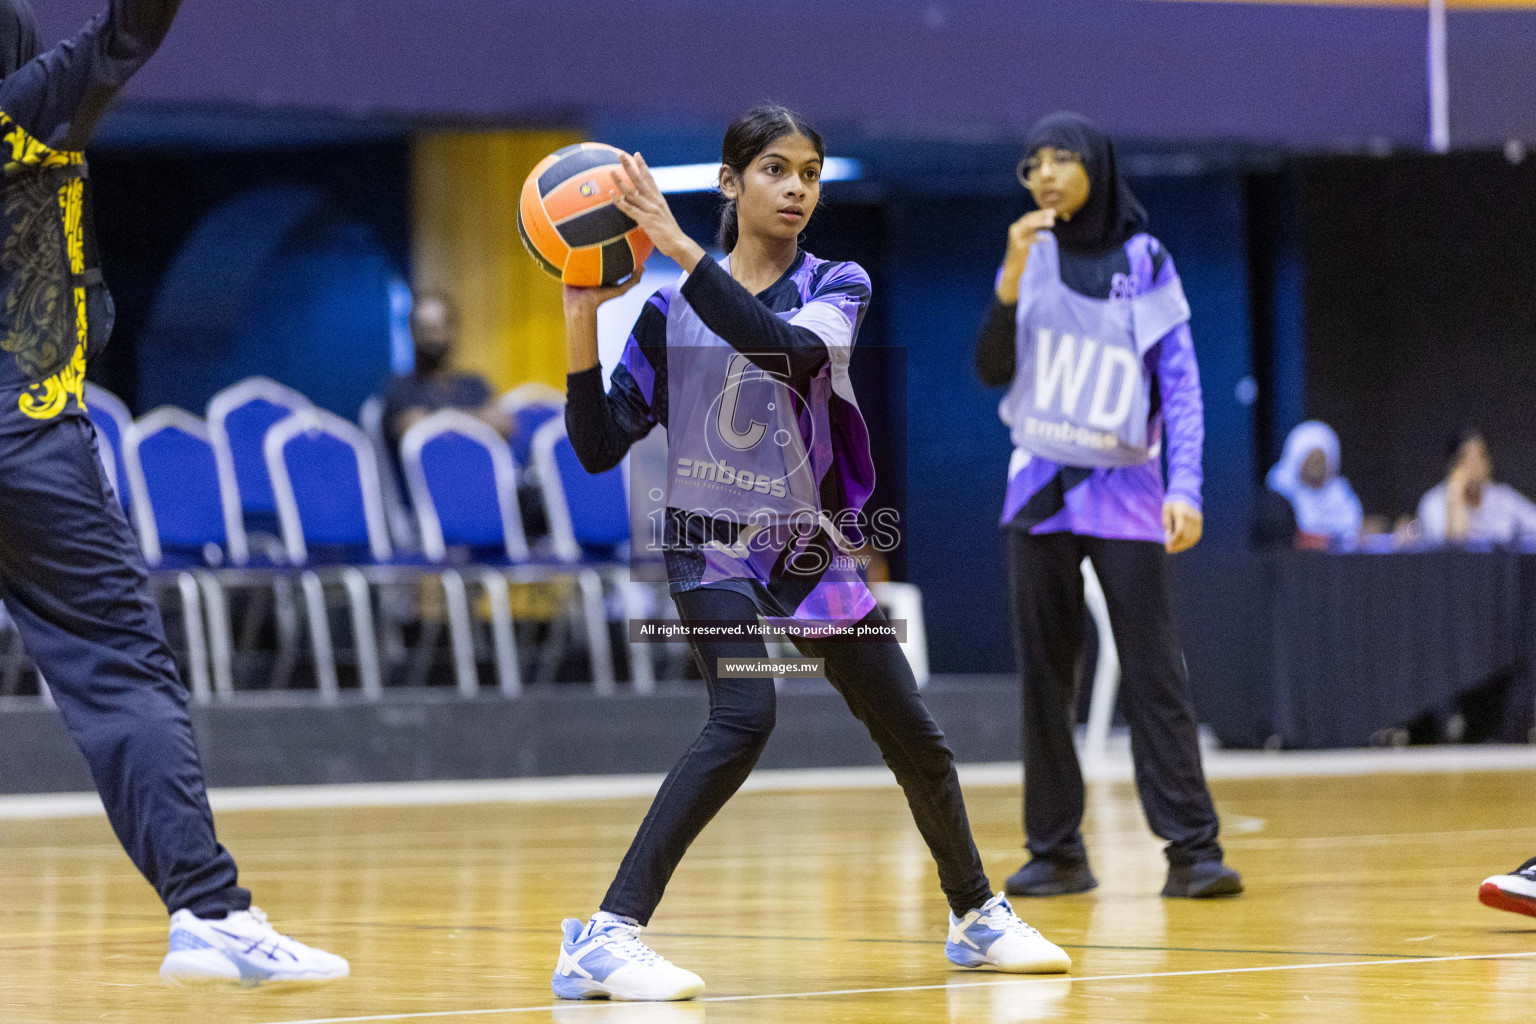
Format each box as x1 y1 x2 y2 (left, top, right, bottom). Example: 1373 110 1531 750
1173 550 1534 749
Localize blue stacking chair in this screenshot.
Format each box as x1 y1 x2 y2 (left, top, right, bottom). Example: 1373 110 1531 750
533 419 631 562
402 409 616 696
124 407 301 701
531 416 658 694
208 377 312 540
85 382 133 511
120 408 243 703
499 382 565 478
265 407 474 701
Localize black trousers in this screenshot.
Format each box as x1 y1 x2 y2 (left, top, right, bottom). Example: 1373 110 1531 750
601 586 994 923
1006 529 1222 867
0 416 249 916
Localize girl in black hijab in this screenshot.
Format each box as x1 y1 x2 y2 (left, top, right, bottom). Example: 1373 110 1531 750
975 112 1242 900
1018 111 1148 255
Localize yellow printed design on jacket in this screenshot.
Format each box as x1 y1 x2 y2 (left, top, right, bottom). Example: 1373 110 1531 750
0 111 89 421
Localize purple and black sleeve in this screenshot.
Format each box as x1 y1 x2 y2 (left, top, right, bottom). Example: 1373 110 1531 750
564 291 668 475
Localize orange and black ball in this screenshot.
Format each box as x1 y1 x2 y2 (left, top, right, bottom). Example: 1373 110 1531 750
518 142 654 287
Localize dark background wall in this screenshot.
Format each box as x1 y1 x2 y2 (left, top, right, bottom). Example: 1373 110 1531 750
1300 151 1536 518
88 141 412 418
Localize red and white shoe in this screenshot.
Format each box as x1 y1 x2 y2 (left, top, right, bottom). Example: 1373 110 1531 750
1479 857 1536 918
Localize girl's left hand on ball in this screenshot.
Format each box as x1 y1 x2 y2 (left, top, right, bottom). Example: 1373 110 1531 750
561 274 644 319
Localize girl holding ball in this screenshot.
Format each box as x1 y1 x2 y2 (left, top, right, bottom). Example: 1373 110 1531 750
551 104 1070 1002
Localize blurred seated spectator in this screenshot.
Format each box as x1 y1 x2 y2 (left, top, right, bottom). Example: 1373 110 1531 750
1418 430 1536 545
383 292 512 451
1264 421 1363 549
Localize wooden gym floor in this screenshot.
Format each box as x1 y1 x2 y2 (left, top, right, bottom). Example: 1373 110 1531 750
4 769 1536 1023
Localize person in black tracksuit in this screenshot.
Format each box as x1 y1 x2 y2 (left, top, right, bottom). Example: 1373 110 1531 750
0 0 343 981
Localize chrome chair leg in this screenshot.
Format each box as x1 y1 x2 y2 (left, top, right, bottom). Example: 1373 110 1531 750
618 576 655 695
578 568 615 695
300 570 340 702
479 569 522 697
272 576 301 690
195 571 235 700
440 569 479 699
175 571 212 705
340 567 383 702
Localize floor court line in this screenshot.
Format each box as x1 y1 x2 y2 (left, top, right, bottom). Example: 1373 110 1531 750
327 918 1440 959
0 914 1437 961
251 949 1536 1024
10 745 1536 820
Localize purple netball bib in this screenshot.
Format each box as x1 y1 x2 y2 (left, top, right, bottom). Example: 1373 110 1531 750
998 233 1190 468
664 290 821 528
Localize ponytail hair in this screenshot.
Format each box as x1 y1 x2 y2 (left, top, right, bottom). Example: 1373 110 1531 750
716 102 825 253
716 197 740 254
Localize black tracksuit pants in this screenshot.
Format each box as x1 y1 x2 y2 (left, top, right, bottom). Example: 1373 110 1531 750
1006 529 1222 867
0 416 249 916
601 586 994 923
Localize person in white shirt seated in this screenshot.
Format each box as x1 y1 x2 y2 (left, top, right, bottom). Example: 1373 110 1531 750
1417 430 1536 545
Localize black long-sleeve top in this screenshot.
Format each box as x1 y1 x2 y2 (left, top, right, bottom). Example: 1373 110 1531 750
0 0 184 425
1 0 183 151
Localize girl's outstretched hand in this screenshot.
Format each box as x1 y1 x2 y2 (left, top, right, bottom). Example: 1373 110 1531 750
610 152 705 270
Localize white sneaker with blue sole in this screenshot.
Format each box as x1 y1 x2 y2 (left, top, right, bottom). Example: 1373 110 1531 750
553 917 704 1001
160 907 350 986
946 893 1071 974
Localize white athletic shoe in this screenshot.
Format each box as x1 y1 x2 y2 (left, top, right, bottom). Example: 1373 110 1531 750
553 917 704 1001
160 906 350 986
945 893 1072 974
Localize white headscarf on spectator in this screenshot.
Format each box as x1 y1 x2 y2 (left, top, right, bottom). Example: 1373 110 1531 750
1267 421 1363 540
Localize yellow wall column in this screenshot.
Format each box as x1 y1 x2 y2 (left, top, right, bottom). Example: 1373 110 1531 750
411 129 581 392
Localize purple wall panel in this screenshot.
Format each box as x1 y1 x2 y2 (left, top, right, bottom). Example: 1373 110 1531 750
1447 11 1536 148
30 0 1532 149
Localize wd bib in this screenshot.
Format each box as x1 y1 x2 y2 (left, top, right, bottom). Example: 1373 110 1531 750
998 232 1189 468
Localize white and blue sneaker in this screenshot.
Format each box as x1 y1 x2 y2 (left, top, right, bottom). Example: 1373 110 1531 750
160 907 350 986
945 893 1071 974
553 916 704 1001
